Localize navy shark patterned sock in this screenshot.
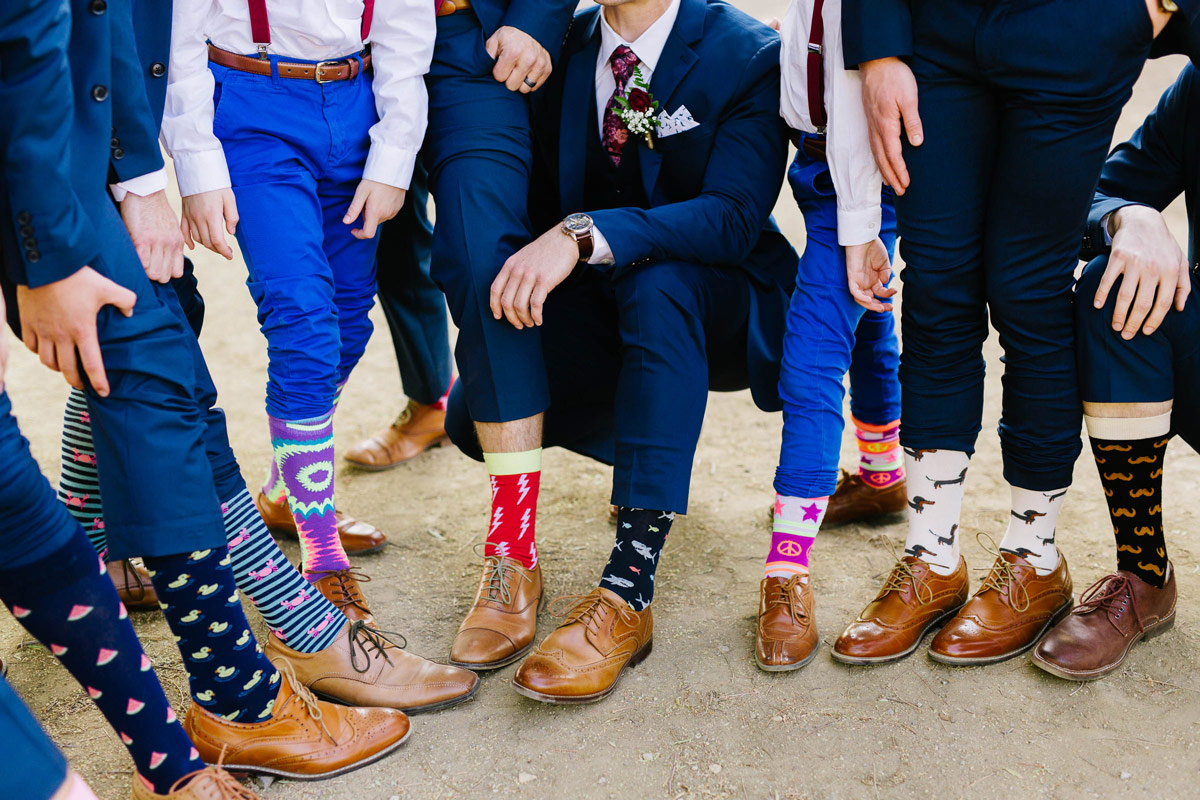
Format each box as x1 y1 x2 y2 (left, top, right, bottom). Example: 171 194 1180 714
142 548 280 722
600 508 673 610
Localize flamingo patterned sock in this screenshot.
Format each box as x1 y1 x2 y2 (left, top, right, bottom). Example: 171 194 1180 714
0 528 202 793
854 417 904 490
482 449 542 569
601 508 673 610
268 411 349 579
765 495 826 579
142 548 280 723
57 389 106 557
220 489 345 653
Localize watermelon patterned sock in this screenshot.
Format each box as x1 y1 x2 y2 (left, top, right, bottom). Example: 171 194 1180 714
854 417 904 490
0 527 202 793
142 548 280 723
268 410 349 579
57 389 107 557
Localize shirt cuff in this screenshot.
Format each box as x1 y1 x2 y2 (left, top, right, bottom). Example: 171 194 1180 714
1101 212 1114 246
588 226 615 266
363 144 418 191
172 150 232 197
109 168 169 203
836 206 882 247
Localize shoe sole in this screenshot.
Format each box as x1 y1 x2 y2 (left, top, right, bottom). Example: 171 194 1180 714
1029 610 1176 681
927 599 1074 666
755 641 820 673
343 437 451 472
448 639 536 672
830 604 964 666
819 509 906 531
312 672 481 715
510 639 653 704
218 724 411 782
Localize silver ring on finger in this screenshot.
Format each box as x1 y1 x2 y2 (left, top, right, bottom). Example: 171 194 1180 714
523 77 537 88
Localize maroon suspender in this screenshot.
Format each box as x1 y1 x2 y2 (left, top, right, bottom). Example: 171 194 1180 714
247 0 375 56
806 0 827 130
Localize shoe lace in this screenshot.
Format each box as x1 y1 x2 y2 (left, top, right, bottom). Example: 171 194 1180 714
549 591 637 635
879 540 936 605
764 575 809 621
834 468 851 491
121 559 147 602
973 533 1030 612
393 399 417 429
273 660 335 744
347 619 407 673
471 544 531 606
168 749 259 798
1077 572 1144 634
308 567 372 617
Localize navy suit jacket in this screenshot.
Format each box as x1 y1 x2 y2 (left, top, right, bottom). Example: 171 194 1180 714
1081 64 1200 268
110 0 172 183
1 0 153 288
473 0 577 64
530 0 798 412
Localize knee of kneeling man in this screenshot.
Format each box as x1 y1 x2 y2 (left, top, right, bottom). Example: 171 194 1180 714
612 260 698 307
1074 256 1113 325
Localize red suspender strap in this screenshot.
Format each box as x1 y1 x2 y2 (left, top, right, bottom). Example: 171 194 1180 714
806 0 827 129
248 0 270 49
361 0 374 41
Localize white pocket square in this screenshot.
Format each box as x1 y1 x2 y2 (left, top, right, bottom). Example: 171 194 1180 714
657 105 700 138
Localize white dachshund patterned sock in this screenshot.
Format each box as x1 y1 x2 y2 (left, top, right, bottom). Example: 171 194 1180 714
998 486 1065 575
901 449 970 575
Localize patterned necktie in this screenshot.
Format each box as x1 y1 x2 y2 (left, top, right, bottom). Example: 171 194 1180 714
602 44 641 166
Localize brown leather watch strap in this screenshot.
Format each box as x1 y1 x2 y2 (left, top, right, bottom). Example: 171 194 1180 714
575 229 594 262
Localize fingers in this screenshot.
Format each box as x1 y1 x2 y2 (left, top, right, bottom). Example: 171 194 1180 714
1176 256 1192 311
343 184 368 227
104 282 138 318
767 17 782 31
223 192 239 236
37 335 59 371
484 31 500 60
498 266 526 329
868 126 901 191
1141 270 1177 336
493 42 520 86
1121 273 1158 339
76 332 110 397
352 203 381 241
181 217 196 250
880 114 910 192
899 92 924 148
1094 253 1124 310
1110 266 1138 334
56 340 83 391
510 273 537 327
490 266 510 321
530 282 549 326
519 52 551 93
210 218 234 260
505 49 539 92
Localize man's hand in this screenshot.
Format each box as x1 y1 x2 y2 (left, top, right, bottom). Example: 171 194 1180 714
181 188 239 260
860 57 923 195
845 237 896 311
490 226 578 329
486 26 552 93
15 266 137 396
344 180 406 240
120 190 185 284
1095 205 1190 339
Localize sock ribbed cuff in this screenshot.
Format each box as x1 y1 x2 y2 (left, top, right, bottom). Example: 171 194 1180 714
483 448 543 476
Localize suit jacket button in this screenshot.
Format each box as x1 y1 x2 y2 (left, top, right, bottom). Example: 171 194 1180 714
89 0 106 13
150 62 167 78
91 84 109 102
113 148 125 159
27 251 40 263
16 211 31 224
18 225 32 237
23 238 37 250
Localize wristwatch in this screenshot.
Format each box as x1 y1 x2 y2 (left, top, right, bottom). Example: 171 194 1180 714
561 213 594 262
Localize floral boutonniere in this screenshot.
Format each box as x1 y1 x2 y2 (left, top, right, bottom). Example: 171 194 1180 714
615 65 661 149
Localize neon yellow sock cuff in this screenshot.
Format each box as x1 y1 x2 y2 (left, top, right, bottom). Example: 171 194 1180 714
482 448 543 476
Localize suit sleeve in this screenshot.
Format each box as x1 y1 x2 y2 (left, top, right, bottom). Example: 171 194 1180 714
107 0 164 183
501 0 577 64
587 42 789 274
0 0 98 287
841 0 911 69
1081 65 1195 260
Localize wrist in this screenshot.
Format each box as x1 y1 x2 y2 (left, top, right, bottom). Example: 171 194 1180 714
1111 204 1158 236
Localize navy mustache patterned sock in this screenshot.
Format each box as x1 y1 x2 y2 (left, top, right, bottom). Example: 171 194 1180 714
600 508 673 610
143 547 280 722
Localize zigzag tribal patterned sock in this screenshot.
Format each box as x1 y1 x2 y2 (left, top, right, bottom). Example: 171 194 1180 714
483 449 541 570
998 486 1065 575
57 389 106 558
765 495 825 579
221 489 344 652
1086 412 1172 588
0 528 201 793
264 381 346 504
142 548 280 722
901 448 970 576
268 410 349 579
601 508 673 610
854 417 904 490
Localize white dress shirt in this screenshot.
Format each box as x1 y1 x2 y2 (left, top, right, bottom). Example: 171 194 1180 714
162 0 434 196
110 169 169 202
780 0 882 247
585 0 682 265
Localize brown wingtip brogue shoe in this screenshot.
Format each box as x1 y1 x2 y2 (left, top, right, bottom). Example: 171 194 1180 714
450 556 543 670
822 470 908 528
343 400 450 471
930 548 1073 666
254 491 387 556
512 587 652 704
266 620 479 714
833 555 969 665
309 568 374 623
755 575 819 672
1031 564 1176 681
183 662 410 781
108 559 160 612
130 764 261 799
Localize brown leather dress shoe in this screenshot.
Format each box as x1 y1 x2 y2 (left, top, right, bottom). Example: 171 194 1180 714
308 568 374 623
183 662 410 781
822 470 908 528
833 555 969 664
130 764 260 799
254 491 387 556
1031 565 1176 681
343 400 449 471
929 549 1073 665
512 588 652 704
108 559 160 612
450 556 543 670
266 620 479 714
755 575 818 671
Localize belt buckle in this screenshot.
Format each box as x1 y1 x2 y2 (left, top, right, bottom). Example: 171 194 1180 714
314 60 342 84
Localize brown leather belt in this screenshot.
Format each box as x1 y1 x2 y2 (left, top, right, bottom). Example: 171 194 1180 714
790 131 827 161
207 44 370 83
437 0 472 17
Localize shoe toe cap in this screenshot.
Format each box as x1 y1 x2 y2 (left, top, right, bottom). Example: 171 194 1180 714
451 628 517 665
834 620 897 660
513 651 585 697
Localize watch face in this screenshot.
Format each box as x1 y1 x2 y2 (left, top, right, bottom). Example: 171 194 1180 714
563 213 593 233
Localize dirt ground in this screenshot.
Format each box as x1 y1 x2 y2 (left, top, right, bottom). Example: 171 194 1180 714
4 10 1199 798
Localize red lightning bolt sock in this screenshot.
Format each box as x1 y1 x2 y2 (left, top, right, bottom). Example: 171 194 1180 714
482 449 541 569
